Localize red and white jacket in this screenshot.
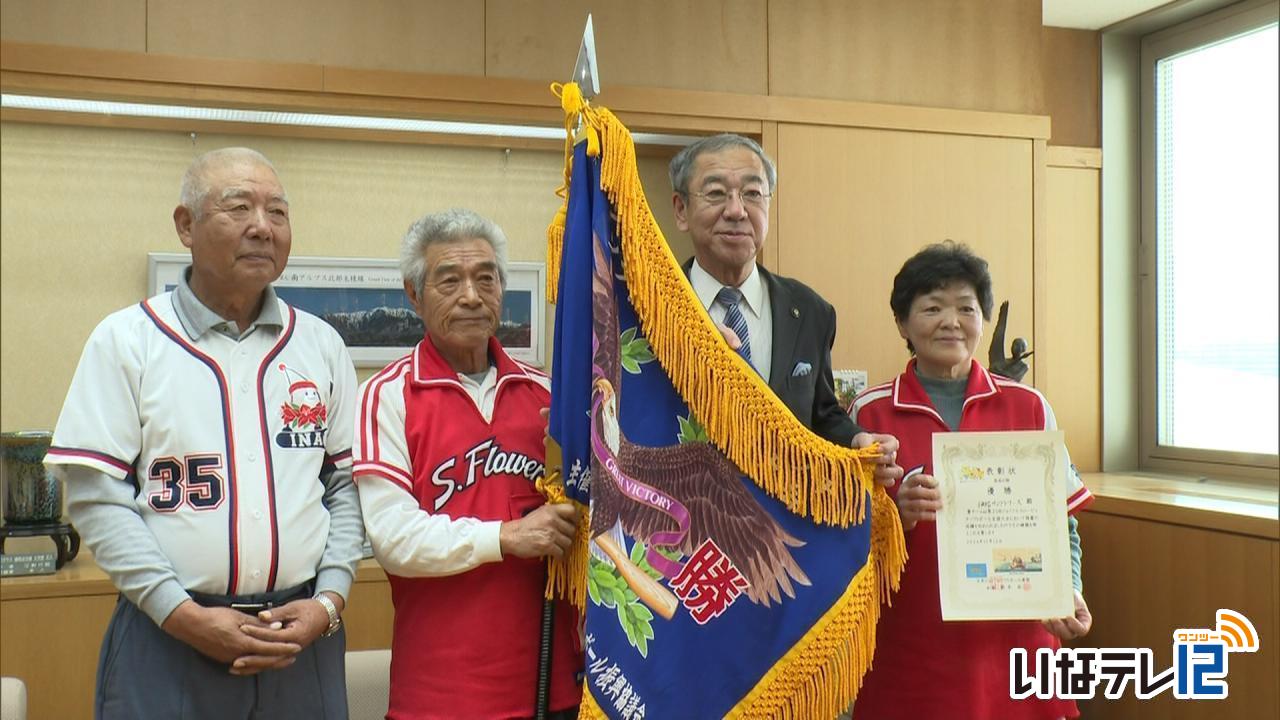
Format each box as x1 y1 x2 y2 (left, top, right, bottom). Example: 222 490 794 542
850 359 1092 720
354 336 581 719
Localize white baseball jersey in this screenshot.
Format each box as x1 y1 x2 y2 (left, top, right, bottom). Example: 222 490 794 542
48 292 357 596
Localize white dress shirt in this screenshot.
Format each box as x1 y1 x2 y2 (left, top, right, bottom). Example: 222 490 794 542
690 259 774 383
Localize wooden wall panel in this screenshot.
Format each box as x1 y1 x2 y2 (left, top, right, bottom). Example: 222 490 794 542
0 2 1101 132
0 0 145 52
0 594 116 720
0 120 682 428
775 123 1034 389
346 575 395 651
0 122 573 430
760 121 782 271
768 0 1044 114
636 148 690 262
1042 27 1101 148
1044 163 1101 471
0 123 191 432
0 1 1100 133
1079 513 1279 719
485 0 768 95
147 0 485 76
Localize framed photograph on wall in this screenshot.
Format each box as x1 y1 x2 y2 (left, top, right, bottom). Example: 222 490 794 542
148 253 546 368
832 369 868 412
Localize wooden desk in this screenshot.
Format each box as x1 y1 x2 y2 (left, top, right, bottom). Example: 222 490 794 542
0 552 394 720
1078 472 1278 719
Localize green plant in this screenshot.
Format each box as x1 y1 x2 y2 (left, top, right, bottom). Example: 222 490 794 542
632 539 683 580
587 545 665 657
676 412 708 444
619 326 656 375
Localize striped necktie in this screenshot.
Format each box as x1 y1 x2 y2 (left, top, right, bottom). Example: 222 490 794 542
715 286 754 368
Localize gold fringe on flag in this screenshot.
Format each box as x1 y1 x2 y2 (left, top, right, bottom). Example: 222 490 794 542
537 443 591 611
536 478 590 609
577 688 607 719
577 487 908 719
872 485 908 606
557 86 879 527
727 486 905 718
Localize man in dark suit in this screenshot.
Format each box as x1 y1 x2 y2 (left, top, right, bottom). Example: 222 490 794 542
671 134 902 485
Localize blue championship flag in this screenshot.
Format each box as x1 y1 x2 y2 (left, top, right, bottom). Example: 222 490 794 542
541 85 905 720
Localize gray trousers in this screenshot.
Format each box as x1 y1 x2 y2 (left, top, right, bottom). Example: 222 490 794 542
96 596 348 720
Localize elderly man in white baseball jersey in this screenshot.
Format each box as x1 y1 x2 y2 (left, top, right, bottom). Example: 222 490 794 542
46 147 363 719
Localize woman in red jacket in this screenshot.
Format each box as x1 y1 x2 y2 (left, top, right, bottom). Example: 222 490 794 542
851 242 1094 720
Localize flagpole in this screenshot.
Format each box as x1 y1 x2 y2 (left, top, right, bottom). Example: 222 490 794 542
534 598 554 719
536 17 597 720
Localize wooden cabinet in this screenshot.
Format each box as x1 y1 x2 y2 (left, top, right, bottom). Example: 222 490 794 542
1077 474 1278 719
0 554 394 720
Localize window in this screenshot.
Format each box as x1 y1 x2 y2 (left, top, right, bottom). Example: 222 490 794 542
1140 1 1279 477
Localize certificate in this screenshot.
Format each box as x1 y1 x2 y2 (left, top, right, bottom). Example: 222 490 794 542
933 430 1073 621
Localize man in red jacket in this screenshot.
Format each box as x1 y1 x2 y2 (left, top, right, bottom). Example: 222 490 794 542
354 208 582 719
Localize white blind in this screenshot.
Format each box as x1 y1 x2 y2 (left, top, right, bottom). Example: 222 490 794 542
1153 23 1279 455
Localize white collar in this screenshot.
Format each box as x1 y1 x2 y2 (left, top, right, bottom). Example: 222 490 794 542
690 259 766 319
456 365 497 391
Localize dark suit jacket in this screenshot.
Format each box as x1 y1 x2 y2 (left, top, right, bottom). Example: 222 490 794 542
683 259 863 445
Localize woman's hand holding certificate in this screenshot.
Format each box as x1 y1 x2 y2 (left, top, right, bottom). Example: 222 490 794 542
896 469 942 531
1042 588 1093 641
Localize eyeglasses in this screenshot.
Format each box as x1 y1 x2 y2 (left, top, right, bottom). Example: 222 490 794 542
689 187 772 208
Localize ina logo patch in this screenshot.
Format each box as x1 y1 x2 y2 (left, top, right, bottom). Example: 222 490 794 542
276 363 329 449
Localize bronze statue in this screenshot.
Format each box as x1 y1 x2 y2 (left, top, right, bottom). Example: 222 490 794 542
988 300 1032 381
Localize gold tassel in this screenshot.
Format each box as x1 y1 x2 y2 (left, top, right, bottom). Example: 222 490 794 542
546 81 605 305
589 105 879 527
535 470 591 610
871 486 908 604
579 690 607 719
546 500 590 609
545 82 575 304
546 207 566 304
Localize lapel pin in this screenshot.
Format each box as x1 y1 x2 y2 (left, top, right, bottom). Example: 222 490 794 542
790 307 800 318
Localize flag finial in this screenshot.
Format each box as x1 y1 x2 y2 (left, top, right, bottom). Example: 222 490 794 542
572 14 599 100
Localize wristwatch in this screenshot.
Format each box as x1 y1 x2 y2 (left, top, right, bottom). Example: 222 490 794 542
314 593 342 638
